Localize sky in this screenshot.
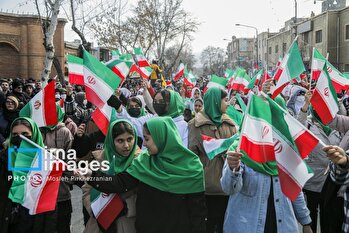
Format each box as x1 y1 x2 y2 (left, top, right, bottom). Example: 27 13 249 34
0 0 333 54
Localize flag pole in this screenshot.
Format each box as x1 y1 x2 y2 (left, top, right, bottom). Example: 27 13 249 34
260 92 327 148
236 93 253 151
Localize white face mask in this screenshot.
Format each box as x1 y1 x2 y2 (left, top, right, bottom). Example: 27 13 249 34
83 99 88 106
55 94 60 99
61 94 66 99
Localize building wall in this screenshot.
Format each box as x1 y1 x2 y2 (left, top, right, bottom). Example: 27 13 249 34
339 7 349 71
267 30 293 70
0 12 66 80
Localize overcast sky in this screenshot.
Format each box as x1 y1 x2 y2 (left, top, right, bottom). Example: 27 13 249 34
0 0 334 53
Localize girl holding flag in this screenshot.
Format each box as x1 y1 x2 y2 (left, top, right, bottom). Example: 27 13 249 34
83 119 141 233
79 117 207 233
0 117 55 233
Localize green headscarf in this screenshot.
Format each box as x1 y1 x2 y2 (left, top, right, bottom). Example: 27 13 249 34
229 135 278 176
126 117 204 194
165 90 185 118
104 119 138 174
204 87 223 127
8 117 44 167
310 106 332 136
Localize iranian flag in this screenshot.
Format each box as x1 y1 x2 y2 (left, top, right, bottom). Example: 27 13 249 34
239 94 276 163
258 72 271 91
90 188 124 230
83 50 121 109
204 75 228 93
310 64 339 125
272 40 305 99
267 97 314 201
275 54 282 70
312 48 349 92
105 58 134 84
247 69 263 89
129 64 152 80
92 103 117 135
173 63 185 81
134 47 150 67
19 81 57 127
202 134 239 160
8 137 63 214
311 48 325 81
67 55 84 85
224 69 235 79
231 69 251 93
184 68 196 87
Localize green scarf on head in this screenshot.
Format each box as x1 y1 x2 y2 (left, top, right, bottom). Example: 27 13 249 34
126 117 204 194
310 106 332 136
8 117 44 167
104 120 138 174
165 90 185 118
229 135 278 176
204 87 223 127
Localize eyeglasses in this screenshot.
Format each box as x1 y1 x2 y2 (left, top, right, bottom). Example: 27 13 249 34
6 100 15 105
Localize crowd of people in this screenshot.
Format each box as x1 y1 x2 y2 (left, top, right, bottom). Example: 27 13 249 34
0 69 349 233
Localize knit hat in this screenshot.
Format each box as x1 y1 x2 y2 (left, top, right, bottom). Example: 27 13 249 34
6 95 19 109
12 79 23 89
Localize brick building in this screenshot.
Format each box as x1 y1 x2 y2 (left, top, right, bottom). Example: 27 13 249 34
0 12 66 80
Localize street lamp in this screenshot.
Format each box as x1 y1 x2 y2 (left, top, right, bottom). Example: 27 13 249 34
235 23 259 70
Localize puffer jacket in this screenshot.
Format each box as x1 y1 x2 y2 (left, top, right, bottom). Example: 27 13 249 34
188 110 237 195
41 123 74 202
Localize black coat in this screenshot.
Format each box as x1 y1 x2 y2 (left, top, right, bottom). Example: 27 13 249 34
0 149 13 233
89 171 207 233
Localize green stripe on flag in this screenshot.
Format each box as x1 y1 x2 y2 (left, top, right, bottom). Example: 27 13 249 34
83 50 121 89
211 75 228 86
67 54 83 64
286 41 305 79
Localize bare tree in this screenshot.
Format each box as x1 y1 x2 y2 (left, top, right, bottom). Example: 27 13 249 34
200 46 227 76
163 44 196 78
35 0 64 83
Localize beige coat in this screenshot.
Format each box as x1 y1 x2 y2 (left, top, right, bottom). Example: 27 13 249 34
82 150 138 233
188 110 237 195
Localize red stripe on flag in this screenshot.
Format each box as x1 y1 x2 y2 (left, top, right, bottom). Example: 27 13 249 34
97 194 124 230
69 74 84 85
240 136 275 163
43 81 58 126
311 70 321 81
35 162 63 214
294 131 319 159
273 68 283 81
138 60 150 67
173 70 184 81
311 89 334 125
277 164 302 202
201 135 214 141
85 85 105 109
92 108 109 135
271 82 289 99
111 67 126 84
332 79 348 93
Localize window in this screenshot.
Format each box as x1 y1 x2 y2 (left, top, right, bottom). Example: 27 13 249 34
346 25 349 40
269 47 272 54
304 32 309 43
275 45 279 53
345 64 349 72
316 30 322 43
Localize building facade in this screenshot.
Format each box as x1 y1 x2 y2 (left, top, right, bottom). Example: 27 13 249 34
226 36 254 71
0 12 66 80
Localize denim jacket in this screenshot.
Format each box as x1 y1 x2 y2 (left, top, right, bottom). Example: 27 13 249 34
220 161 311 233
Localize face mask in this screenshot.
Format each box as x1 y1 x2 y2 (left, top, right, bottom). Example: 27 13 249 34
83 99 88 106
55 94 60 99
153 102 167 116
128 108 141 117
61 94 66 99
11 135 32 147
